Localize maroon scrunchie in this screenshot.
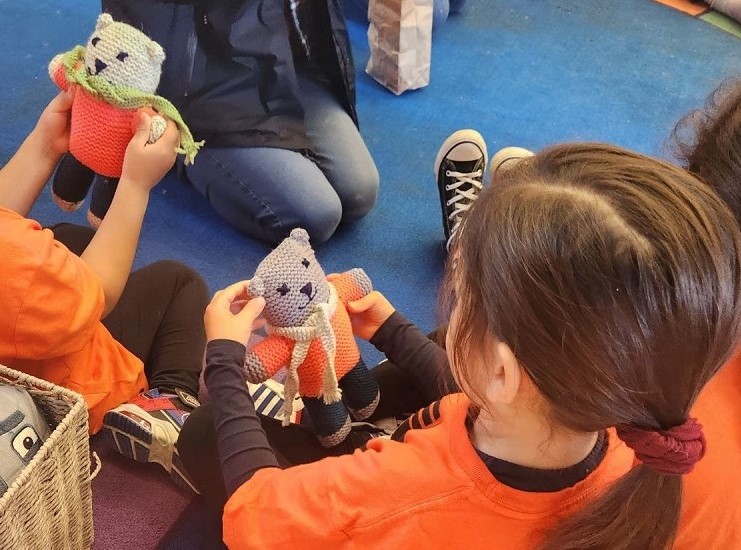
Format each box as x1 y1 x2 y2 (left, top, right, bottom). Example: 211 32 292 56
616 418 706 475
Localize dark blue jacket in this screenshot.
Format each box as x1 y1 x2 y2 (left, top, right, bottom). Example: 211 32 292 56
102 0 358 151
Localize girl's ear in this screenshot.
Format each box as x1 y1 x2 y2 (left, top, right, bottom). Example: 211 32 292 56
484 342 521 406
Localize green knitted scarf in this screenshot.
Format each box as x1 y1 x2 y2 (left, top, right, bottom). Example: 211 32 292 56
60 46 203 164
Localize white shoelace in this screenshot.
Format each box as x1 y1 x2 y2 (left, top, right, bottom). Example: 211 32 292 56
445 169 483 250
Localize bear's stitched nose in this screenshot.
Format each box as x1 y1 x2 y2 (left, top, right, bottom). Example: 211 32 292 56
300 282 313 298
94 58 108 74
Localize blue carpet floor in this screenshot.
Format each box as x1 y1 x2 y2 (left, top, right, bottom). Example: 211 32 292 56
1 1 740 547
1 1 740 365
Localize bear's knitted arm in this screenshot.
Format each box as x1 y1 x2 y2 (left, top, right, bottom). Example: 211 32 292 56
48 54 71 91
332 269 373 304
244 335 294 383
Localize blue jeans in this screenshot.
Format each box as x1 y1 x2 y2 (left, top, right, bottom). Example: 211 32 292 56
182 75 379 246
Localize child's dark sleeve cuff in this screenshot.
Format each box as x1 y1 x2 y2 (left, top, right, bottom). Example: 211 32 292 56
369 312 456 402
204 339 279 497
205 339 247 378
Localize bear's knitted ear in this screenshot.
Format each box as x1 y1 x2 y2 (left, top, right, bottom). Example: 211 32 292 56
96 13 114 31
147 41 166 64
249 277 265 298
289 228 310 246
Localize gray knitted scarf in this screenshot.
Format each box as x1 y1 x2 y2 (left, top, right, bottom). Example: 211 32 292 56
268 284 340 426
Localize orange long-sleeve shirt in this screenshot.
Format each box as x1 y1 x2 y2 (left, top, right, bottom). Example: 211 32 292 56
676 355 741 548
0 207 146 433
222 350 741 549
223 393 634 549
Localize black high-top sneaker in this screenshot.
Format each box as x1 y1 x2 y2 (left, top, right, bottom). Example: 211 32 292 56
434 130 487 252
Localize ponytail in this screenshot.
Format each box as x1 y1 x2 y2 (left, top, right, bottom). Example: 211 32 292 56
540 419 706 549
540 466 681 550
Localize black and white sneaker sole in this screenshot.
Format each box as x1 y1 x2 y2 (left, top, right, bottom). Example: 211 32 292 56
102 407 199 495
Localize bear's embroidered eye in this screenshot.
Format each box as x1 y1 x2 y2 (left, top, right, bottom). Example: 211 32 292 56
116 51 129 62
301 258 310 268
91 37 101 46
276 283 290 297
12 426 40 462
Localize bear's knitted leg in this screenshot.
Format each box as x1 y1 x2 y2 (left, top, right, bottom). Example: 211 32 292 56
301 396 351 448
340 357 380 421
52 154 95 212
88 175 119 228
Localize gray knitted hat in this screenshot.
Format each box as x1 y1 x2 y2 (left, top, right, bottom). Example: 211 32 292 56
249 228 331 327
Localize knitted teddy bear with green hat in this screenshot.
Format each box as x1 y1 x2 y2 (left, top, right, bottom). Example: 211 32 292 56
48 13 203 227
244 228 381 449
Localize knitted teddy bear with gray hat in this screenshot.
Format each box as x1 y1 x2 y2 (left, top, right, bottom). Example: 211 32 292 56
244 228 381 448
48 13 203 227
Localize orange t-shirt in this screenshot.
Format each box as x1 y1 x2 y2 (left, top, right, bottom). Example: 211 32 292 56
0 207 146 433
677 355 741 548
222 393 634 549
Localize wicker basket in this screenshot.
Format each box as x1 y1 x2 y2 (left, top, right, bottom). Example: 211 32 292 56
0 364 94 550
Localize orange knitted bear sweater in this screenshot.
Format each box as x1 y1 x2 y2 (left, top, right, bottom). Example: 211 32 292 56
248 272 366 399
52 62 136 178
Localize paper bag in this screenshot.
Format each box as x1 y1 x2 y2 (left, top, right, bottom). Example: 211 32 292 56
365 0 434 95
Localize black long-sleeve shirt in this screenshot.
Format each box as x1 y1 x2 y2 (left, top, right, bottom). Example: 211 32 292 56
369 312 456 402
204 339 279 496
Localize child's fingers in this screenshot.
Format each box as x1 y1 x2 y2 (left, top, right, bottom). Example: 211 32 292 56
209 296 228 312
236 296 266 323
229 298 266 319
211 281 255 315
51 88 75 111
347 292 380 313
214 280 251 304
230 299 248 315
210 287 241 312
130 111 153 145
158 118 180 149
232 281 252 302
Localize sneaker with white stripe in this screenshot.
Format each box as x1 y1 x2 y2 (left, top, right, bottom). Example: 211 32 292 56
102 388 200 494
248 378 303 423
